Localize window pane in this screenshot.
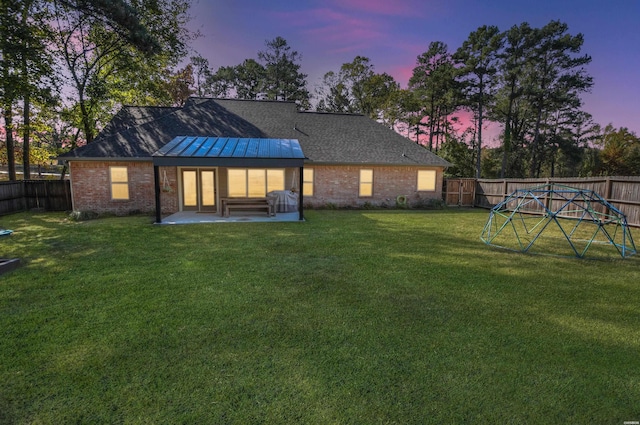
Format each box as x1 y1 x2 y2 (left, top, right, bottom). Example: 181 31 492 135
303 168 313 196
201 170 215 206
183 170 197 206
417 170 436 191
112 183 129 200
228 169 247 197
267 169 285 193
110 166 128 183
248 169 266 197
359 169 373 197
360 183 372 197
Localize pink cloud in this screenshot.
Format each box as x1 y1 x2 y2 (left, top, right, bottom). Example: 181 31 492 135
328 0 424 17
274 8 388 54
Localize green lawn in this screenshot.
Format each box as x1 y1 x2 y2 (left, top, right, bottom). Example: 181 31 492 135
1 209 639 424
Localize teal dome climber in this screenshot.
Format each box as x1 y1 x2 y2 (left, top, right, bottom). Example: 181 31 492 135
480 183 637 259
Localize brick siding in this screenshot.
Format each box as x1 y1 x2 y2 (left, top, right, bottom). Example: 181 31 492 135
69 161 444 215
305 165 444 208
69 161 178 215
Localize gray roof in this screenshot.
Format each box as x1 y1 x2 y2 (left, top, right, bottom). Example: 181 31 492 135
61 98 450 167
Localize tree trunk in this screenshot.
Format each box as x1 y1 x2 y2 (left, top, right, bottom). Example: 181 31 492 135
501 82 516 178
428 93 435 151
529 104 544 177
21 0 31 179
22 92 30 179
476 78 484 179
79 98 94 143
4 105 16 181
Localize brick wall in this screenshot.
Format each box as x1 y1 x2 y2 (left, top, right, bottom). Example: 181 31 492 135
305 165 444 208
69 161 178 215
69 161 444 215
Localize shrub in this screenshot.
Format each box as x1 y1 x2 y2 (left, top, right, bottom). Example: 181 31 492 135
68 210 99 221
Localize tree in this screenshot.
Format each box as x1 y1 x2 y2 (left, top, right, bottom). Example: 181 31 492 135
596 125 640 176
439 130 476 177
55 0 161 54
165 64 194 106
208 65 237 98
52 0 193 144
1 0 55 180
258 36 309 108
316 70 351 113
339 56 375 114
492 23 534 178
409 41 458 151
524 21 592 177
1 0 23 179
190 54 213 97
315 56 399 120
234 59 265 100
361 72 399 120
454 25 503 178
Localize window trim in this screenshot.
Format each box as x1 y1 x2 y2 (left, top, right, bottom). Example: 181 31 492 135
109 166 130 201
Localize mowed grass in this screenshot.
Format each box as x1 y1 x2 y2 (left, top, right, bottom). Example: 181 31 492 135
1 209 639 424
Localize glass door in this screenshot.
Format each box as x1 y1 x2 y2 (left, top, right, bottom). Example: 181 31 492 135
199 170 216 212
181 168 216 212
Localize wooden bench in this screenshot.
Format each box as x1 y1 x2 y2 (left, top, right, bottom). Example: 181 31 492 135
222 198 276 217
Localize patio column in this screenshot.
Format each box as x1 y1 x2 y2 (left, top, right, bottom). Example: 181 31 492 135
154 165 162 223
298 165 304 221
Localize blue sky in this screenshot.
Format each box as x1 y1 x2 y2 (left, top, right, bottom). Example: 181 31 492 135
188 0 640 140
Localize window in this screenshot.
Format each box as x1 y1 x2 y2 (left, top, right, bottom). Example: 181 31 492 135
359 169 373 197
267 169 285 194
228 169 247 197
110 166 129 200
417 170 436 191
247 169 266 197
228 169 285 197
303 168 314 196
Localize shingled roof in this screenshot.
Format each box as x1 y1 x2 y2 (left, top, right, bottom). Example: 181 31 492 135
61 98 450 167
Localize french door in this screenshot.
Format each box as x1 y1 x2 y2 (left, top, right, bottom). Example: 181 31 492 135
181 168 216 212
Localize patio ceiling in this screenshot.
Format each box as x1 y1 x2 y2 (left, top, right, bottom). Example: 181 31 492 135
152 136 306 167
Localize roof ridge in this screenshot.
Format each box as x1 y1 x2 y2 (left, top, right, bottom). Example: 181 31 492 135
210 97 298 105
119 105 181 110
298 110 364 117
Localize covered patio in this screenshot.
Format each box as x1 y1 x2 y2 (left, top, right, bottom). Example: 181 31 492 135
152 136 306 224
159 211 301 224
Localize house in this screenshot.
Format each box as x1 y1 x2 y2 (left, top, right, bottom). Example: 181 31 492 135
60 98 451 222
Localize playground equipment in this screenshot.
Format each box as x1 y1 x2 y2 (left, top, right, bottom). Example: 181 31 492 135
480 184 637 259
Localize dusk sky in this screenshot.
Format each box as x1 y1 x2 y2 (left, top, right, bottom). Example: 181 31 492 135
188 0 639 141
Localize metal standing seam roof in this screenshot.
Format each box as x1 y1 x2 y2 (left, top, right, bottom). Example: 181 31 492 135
152 136 306 167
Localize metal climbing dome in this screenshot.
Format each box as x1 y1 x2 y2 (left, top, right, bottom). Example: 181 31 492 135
480 183 637 259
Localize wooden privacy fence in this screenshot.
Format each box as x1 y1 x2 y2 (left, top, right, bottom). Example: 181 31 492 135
445 176 640 228
0 180 72 215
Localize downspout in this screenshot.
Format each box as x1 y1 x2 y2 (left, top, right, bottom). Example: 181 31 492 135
154 165 162 223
